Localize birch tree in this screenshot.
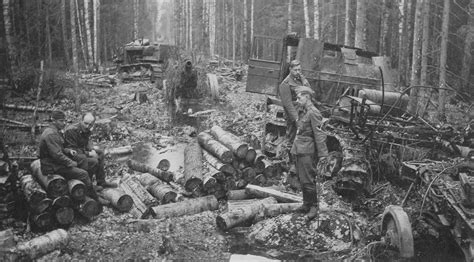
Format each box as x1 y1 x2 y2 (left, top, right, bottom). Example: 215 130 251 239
133 0 138 40
45 3 53 66
379 0 389 55
84 0 94 70
398 0 408 87
288 0 292 33
314 0 320 39
418 0 430 116
209 0 216 56
461 0 474 94
232 0 236 65
408 0 424 114
250 0 254 48
93 0 100 67
75 0 88 68
61 0 71 66
70 0 80 111
243 0 247 61
438 0 451 121
189 0 193 50
303 0 310 38
354 0 367 49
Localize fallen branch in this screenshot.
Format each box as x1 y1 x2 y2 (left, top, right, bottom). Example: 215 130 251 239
245 184 302 203
0 104 53 113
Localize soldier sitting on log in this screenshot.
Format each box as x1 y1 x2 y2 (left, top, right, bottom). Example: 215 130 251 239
38 110 99 200
291 86 328 220
174 58 198 112
63 112 117 189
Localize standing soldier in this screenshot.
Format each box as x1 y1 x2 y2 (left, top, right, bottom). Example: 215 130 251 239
291 86 328 220
278 60 310 143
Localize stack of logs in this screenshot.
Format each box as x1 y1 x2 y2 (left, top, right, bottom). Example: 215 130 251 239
194 125 283 198
26 160 132 231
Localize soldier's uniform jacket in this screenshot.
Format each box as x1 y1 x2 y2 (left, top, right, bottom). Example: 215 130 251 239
278 74 310 122
290 105 329 157
39 125 76 173
64 122 92 155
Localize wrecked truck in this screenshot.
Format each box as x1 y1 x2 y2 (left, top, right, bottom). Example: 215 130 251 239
246 34 474 260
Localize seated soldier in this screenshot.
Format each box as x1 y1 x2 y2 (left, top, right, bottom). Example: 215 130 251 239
64 112 117 189
39 110 99 200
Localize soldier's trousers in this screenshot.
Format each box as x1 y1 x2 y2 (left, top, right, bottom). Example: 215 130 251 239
295 154 318 206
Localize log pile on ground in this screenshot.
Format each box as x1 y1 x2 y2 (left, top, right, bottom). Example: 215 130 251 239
79 74 115 88
195 125 285 199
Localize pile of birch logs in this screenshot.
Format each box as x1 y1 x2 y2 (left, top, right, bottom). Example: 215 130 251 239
195 125 283 198
26 160 132 231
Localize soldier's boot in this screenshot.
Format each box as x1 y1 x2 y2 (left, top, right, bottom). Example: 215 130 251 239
303 184 319 220
298 186 312 213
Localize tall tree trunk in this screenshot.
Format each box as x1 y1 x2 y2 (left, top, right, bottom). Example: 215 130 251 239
243 0 247 61
133 0 138 40
75 0 88 69
461 0 474 95
45 3 52 66
407 0 424 114
250 0 254 49
93 0 100 68
343 0 352 45
84 0 94 70
3 0 17 88
379 0 389 55
405 0 415 86
418 0 430 116
390 1 399 67
209 0 216 56
354 0 367 49
188 0 194 50
61 0 71 67
398 0 408 87
314 0 320 40
288 0 293 33
303 0 310 38
70 0 80 111
225 0 230 58
437 0 450 121
232 0 235 65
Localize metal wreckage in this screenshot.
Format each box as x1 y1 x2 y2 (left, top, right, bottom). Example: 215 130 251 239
246 34 474 260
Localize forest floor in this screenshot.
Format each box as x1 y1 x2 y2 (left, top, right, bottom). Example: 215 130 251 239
2 66 472 261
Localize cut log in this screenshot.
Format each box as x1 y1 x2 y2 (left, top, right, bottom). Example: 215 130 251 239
236 179 249 189
19 174 49 212
105 145 133 156
157 159 170 171
203 161 225 182
253 203 302 222
137 172 177 204
100 188 134 212
245 147 257 164
134 91 148 103
0 103 53 113
210 126 248 159
202 150 236 176
261 159 276 178
122 175 158 207
53 207 74 226
31 212 52 231
226 189 252 200
76 196 101 219
16 229 69 260
183 140 204 194
242 167 257 183
51 196 72 208
119 177 153 218
252 174 267 186
149 195 219 219
254 150 266 173
238 161 250 170
30 160 68 198
245 184 302 203
127 159 174 182
224 176 237 191
68 179 86 201
203 172 217 193
216 197 277 230
198 132 234 163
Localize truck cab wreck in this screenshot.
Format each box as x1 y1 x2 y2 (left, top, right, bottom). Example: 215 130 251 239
247 34 474 260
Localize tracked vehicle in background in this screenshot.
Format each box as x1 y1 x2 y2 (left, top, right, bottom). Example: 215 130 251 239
114 39 178 83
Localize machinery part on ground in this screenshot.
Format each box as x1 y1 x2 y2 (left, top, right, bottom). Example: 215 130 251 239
381 205 414 259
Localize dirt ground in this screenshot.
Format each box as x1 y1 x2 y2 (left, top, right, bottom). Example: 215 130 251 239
2 67 472 261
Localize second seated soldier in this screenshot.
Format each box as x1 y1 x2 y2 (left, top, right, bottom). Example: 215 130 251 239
39 110 99 200
291 86 328 220
278 60 310 143
64 112 117 189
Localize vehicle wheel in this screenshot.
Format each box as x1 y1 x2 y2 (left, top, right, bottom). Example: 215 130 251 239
381 205 414 259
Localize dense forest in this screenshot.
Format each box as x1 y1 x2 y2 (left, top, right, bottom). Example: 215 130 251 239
1 0 473 118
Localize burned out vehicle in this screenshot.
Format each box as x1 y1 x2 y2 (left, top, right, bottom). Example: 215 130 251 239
114 39 178 83
247 34 474 260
